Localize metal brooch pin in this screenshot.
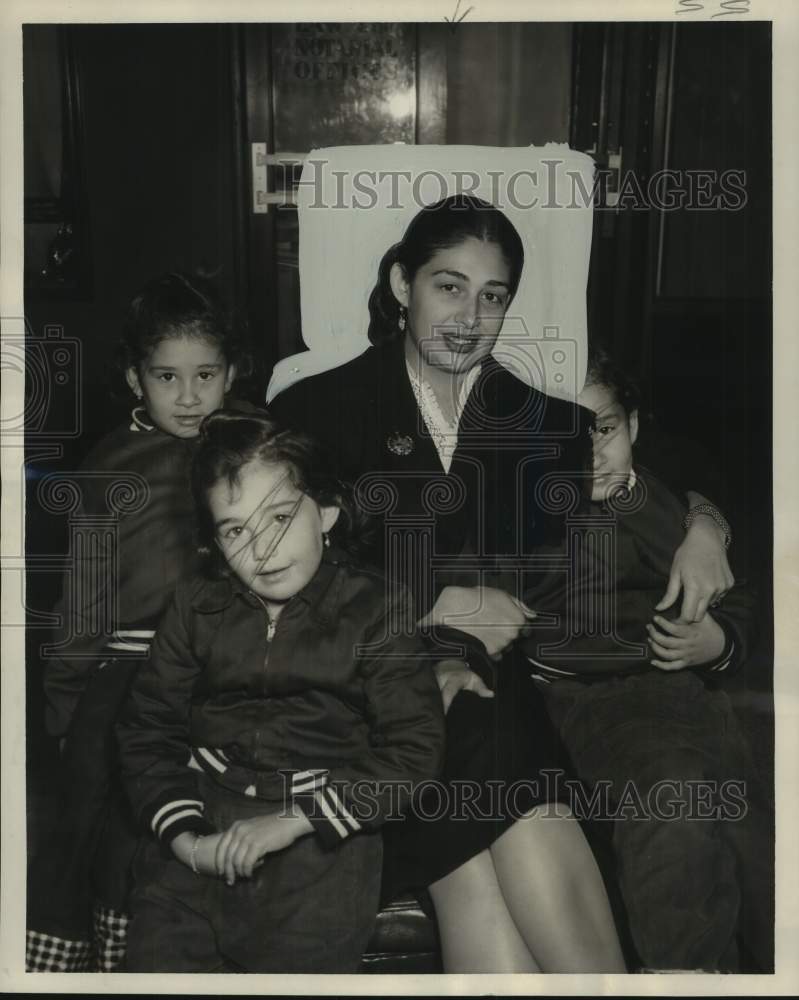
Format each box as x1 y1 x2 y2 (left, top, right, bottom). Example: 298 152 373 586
386 431 414 456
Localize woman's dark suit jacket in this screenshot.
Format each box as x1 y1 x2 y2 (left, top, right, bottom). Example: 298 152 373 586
270 338 593 618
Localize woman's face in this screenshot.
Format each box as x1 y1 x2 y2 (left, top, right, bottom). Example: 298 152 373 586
390 237 512 376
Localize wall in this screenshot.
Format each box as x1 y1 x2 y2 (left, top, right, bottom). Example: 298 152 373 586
25 23 240 458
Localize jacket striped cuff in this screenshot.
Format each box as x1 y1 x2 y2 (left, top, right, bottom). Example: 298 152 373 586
703 637 735 673
293 785 362 849
188 746 231 776
147 795 214 845
289 768 328 795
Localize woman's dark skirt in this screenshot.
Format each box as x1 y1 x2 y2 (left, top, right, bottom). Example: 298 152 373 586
381 648 572 899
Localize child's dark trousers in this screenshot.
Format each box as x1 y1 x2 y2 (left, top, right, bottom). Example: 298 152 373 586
536 669 774 972
27 660 141 971
124 776 382 973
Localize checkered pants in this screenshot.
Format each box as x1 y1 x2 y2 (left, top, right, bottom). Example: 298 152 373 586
26 903 128 972
25 929 92 973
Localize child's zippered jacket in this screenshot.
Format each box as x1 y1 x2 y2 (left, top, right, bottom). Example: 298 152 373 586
521 467 756 681
117 552 446 850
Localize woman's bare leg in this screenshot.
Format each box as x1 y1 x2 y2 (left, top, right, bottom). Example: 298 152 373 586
490 804 626 972
428 850 541 973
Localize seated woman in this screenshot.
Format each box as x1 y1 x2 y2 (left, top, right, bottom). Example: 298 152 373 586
271 194 732 972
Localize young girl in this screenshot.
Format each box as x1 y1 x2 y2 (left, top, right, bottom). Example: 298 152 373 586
116 410 445 973
525 347 772 972
27 273 242 972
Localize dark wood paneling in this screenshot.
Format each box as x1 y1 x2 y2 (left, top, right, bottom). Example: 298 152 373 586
574 21 772 593
417 23 448 145
25 23 241 454
447 22 572 146
241 25 280 382
657 22 770 300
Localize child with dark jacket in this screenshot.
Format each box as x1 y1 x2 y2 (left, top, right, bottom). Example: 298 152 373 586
116 410 445 973
27 273 244 972
521 347 772 973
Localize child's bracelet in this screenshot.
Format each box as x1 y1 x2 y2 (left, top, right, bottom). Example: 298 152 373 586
189 833 205 875
683 503 732 549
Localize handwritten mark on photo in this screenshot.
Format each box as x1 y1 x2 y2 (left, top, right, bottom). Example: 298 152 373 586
444 0 474 32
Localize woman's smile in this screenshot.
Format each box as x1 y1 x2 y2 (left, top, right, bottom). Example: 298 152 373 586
441 327 481 353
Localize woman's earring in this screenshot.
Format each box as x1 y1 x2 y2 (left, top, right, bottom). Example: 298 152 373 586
398 306 407 332
134 390 143 400
323 532 331 548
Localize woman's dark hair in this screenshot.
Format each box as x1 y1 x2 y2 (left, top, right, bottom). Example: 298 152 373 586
192 408 368 575
584 343 641 416
118 271 245 374
367 194 525 346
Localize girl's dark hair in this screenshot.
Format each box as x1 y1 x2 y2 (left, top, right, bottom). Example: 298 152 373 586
367 194 525 346
192 409 368 575
119 271 244 374
584 343 641 416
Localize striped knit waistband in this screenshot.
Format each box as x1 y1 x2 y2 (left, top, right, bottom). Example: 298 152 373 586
527 655 639 685
104 629 155 655
528 647 732 685
154 749 364 849
188 746 328 801
527 655 583 683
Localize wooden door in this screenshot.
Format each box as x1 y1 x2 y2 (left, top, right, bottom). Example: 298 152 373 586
236 23 447 387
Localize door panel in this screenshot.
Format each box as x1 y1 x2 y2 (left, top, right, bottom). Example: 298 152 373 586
241 23 443 377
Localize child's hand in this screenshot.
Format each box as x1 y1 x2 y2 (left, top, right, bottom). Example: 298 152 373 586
646 613 726 671
656 515 734 622
433 659 494 714
171 831 224 876
215 813 313 886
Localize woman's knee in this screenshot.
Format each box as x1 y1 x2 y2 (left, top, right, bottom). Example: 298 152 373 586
522 801 575 821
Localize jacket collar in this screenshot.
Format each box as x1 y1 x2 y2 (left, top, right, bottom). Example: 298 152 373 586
190 548 345 623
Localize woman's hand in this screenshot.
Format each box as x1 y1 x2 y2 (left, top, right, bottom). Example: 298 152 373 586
433 659 494 714
422 586 535 659
656 516 735 622
214 812 313 886
646 613 726 671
